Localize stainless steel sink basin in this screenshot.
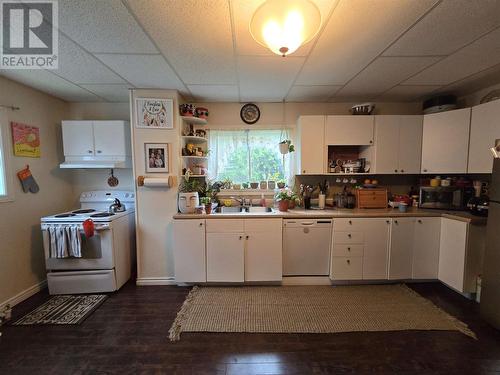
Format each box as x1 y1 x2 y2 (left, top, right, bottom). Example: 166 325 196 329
217 206 243 213
247 206 273 213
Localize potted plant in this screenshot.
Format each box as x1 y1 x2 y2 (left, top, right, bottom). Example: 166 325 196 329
178 176 201 214
277 179 286 189
200 196 212 214
198 180 221 214
275 188 297 212
279 139 295 155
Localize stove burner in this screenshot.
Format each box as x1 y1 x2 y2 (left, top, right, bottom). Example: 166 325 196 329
55 213 76 218
90 212 115 218
72 209 96 214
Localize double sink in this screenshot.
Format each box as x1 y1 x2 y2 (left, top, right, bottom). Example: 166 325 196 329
216 206 274 214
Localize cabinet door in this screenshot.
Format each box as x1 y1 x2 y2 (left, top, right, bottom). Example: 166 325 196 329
421 108 470 174
359 218 390 279
398 116 422 174
374 116 399 174
389 218 415 280
412 217 441 279
325 116 374 145
93 121 130 156
207 232 245 282
297 116 325 174
173 220 206 283
469 100 500 173
245 230 282 281
331 257 363 280
438 218 468 292
62 121 94 156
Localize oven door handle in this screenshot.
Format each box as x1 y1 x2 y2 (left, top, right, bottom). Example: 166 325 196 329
41 224 110 232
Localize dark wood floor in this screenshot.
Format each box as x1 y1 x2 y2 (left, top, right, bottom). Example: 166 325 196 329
1 282 499 375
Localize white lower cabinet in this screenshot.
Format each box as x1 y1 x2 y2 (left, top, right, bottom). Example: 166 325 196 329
331 218 390 280
245 219 282 282
412 218 441 279
207 232 245 282
173 220 207 283
389 218 415 280
205 219 282 283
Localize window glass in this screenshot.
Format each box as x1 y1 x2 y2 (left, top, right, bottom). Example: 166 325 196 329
208 129 291 184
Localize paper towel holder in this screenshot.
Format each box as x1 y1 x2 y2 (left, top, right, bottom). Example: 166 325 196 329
137 175 177 188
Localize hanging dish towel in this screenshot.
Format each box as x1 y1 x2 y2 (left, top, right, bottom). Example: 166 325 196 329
48 226 82 258
65 225 82 258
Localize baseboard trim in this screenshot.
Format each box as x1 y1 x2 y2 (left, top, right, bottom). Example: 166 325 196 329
0 279 47 310
136 277 176 286
282 276 332 285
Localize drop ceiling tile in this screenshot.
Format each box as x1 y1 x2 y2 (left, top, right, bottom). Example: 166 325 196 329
296 0 438 85
231 0 338 57
286 85 341 102
55 36 126 84
335 56 440 97
238 56 304 102
94 54 185 90
0 70 102 102
187 85 239 101
404 27 500 85
384 0 500 56
377 85 442 101
126 0 237 85
58 0 157 53
434 63 500 97
80 84 131 102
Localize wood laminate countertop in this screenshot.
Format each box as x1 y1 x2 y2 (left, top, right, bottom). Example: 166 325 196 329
174 207 487 225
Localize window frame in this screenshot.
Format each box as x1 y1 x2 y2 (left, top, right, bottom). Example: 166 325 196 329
207 128 294 184
0 110 14 203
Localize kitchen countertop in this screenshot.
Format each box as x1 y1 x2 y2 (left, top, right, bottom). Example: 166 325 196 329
173 207 488 225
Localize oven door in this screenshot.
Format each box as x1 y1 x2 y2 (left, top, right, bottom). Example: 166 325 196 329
42 223 114 271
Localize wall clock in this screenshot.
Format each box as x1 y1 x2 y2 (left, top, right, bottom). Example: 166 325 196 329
240 103 260 124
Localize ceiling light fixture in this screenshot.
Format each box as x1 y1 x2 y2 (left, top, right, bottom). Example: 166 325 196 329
250 0 321 57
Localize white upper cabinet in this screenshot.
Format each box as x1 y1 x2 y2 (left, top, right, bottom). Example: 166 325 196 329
62 121 95 156
62 120 131 157
421 108 471 174
296 115 326 174
468 99 500 173
374 116 422 174
325 115 374 145
93 121 131 156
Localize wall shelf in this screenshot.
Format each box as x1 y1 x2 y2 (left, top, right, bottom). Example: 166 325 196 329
181 116 207 125
182 135 208 143
182 155 208 160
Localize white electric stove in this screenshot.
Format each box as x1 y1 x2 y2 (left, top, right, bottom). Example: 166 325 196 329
41 191 136 295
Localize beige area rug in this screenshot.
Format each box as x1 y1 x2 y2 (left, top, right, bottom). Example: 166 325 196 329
169 284 476 341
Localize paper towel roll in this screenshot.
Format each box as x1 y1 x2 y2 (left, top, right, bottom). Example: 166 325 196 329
143 177 170 187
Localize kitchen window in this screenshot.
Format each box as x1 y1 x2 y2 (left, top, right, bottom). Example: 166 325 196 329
208 129 291 184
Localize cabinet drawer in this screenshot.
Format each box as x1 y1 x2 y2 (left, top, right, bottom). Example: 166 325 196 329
334 231 364 244
244 219 282 232
206 219 244 233
331 257 363 280
332 244 364 257
333 219 363 231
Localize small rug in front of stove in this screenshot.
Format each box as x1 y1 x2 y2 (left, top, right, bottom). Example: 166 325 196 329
12 294 108 325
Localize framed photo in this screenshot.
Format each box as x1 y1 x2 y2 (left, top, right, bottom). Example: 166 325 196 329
145 143 169 173
136 98 174 129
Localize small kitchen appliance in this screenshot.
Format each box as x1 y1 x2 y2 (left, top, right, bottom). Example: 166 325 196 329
41 191 136 295
419 186 465 210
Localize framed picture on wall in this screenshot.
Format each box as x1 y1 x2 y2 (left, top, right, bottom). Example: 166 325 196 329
136 98 174 129
145 143 170 173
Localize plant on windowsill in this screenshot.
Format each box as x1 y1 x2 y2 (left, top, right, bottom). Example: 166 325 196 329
279 139 295 155
275 188 297 212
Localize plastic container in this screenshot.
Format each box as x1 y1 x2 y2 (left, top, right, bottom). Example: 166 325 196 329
398 203 408 212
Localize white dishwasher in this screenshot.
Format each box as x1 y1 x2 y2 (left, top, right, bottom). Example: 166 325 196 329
283 219 333 276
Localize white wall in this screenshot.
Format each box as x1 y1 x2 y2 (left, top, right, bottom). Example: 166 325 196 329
68 102 133 204
459 83 500 107
0 76 73 306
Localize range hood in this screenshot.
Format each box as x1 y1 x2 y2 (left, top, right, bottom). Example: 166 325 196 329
60 156 132 169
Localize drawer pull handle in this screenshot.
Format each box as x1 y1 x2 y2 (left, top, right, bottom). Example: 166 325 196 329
418 219 422 223
394 220 398 224
348 220 352 225
347 247 351 251
347 259 350 264
246 235 249 240
348 234 351 238
239 236 242 240
199 223 203 227
394 169 398 173
386 220 390 224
